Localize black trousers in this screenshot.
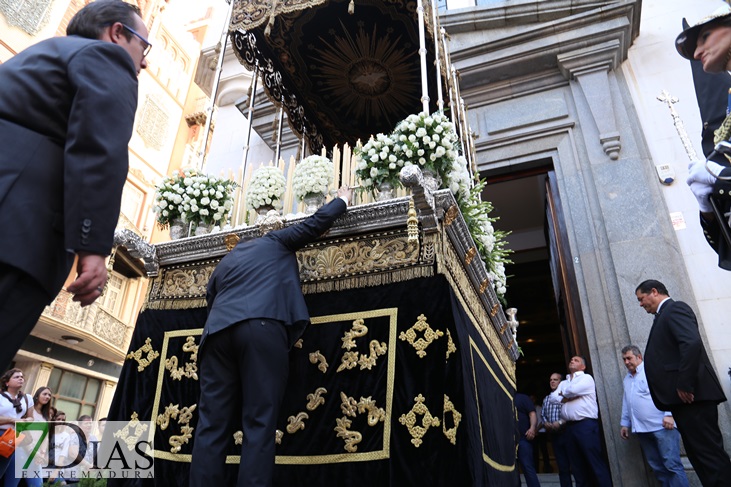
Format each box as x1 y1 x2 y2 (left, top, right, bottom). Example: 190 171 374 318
672 401 731 487
189 319 290 487
0 263 52 368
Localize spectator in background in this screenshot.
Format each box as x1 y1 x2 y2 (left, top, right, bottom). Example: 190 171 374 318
619 345 689 486
31 387 53 421
542 373 572 487
515 392 541 487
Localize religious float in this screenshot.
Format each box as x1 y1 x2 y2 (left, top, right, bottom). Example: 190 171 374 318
110 0 520 485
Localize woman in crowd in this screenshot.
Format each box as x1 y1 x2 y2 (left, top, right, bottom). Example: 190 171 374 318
31 387 52 422
0 368 34 487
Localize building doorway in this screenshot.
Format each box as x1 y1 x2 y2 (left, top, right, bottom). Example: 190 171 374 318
481 169 588 396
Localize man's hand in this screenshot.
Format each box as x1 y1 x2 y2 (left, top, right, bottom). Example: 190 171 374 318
687 160 720 213
525 427 536 440
337 185 354 206
677 389 694 404
67 252 107 306
620 426 629 440
662 416 675 429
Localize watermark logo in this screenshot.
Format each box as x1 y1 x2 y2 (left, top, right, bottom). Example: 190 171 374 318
14 420 154 480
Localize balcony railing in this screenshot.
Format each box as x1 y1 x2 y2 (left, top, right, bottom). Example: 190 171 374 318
42 290 129 350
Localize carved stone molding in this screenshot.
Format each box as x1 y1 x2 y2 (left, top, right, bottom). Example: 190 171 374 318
557 40 622 160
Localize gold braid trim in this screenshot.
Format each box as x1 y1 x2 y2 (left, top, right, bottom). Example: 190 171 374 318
142 298 208 312
715 112 731 146
437 232 516 385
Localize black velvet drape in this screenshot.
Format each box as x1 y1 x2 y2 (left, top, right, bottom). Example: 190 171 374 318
108 276 517 486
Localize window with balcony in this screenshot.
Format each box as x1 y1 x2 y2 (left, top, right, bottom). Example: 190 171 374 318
47 368 101 420
98 271 126 317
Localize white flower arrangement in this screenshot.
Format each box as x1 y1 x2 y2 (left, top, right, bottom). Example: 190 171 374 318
245 166 286 210
153 169 236 228
459 179 512 299
391 111 460 181
354 133 403 195
445 155 472 202
292 155 334 200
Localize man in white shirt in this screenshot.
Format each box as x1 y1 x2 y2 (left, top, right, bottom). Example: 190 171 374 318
548 355 612 487
620 345 689 487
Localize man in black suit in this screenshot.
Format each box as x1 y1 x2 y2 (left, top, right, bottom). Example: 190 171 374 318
636 279 731 486
190 187 353 487
0 0 148 367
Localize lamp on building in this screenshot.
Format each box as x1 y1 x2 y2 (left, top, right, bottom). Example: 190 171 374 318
61 335 83 346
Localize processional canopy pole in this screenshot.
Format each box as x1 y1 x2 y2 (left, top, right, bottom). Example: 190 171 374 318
416 0 430 114
197 0 235 172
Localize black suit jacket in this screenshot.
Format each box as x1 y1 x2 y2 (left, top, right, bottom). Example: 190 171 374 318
0 36 138 296
203 198 347 347
644 299 726 411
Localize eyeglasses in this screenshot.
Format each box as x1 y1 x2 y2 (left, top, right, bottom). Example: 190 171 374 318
121 24 152 57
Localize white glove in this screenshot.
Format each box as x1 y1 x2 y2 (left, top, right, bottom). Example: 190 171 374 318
686 160 716 213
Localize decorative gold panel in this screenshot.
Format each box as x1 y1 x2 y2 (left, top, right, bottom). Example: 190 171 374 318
398 394 440 448
399 314 443 358
126 337 160 372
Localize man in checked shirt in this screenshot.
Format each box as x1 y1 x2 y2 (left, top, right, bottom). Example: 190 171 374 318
541 372 572 487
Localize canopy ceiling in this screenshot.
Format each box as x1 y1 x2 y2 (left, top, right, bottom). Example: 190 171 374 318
230 0 442 151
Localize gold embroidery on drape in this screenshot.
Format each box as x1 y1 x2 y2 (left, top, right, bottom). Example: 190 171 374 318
275 430 283 445
165 336 199 380
334 393 386 452
446 329 457 360
126 337 160 372
442 395 462 445
308 351 328 373
113 412 148 452
334 417 362 453
399 394 440 447
336 318 387 372
399 314 443 358
234 431 243 445
293 339 304 349
306 387 327 411
167 404 197 454
286 412 309 434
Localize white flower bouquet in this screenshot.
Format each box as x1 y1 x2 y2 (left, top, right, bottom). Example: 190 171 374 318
153 169 236 228
391 111 460 180
292 155 333 200
354 133 403 195
245 166 286 210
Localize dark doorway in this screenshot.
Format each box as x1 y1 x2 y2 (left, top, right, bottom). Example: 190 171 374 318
481 169 585 400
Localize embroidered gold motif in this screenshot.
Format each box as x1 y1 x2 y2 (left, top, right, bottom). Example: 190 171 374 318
306 387 328 411
446 329 457 360
286 412 309 434
334 416 362 453
275 430 283 445
169 425 194 454
337 351 359 372
126 337 160 372
339 392 359 417
358 396 386 427
156 404 179 430
223 233 240 251
399 314 443 358
113 412 149 452
308 351 329 373
234 431 243 446
399 394 440 447
165 336 199 380
293 339 303 349
357 340 388 370
479 279 489 294
464 247 477 265
442 395 462 445
341 319 368 350
154 403 197 453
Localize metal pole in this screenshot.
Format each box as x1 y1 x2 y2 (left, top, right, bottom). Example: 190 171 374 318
274 98 284 164
431 0 444 114
197 0 235 172
416 0 430 114
234 63 259 226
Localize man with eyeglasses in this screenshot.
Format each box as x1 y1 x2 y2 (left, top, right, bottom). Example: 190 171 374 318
0 0 149 368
